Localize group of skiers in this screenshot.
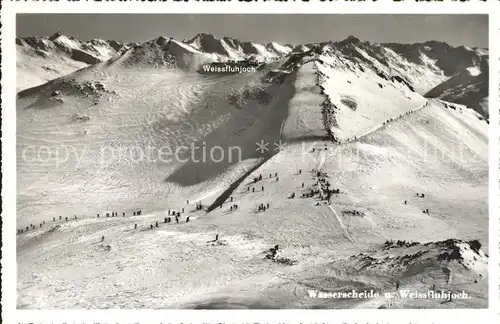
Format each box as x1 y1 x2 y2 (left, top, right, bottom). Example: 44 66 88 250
258 203 270 212
168 209 182 217
382 107 422 128
253 172 279 183
311 147 330 153
248 185 266 193
342 209 363 217
18 213 85 234
297 169 342 205
403 193 429 213
95 210 142 218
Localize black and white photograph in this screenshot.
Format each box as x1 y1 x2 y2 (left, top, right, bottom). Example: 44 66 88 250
15 14 489 309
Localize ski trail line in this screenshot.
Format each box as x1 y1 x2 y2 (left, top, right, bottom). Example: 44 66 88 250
328 205 355 243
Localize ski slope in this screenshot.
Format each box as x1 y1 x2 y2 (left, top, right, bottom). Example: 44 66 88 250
16 42 488 309
16 45 87 92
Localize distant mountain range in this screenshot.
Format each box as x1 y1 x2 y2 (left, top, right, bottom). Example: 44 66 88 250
16 32 489 116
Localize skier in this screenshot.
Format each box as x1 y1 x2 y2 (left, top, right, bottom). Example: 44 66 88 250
101 236 105 242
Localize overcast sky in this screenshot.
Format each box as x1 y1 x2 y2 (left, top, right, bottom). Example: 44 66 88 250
17 14 488 48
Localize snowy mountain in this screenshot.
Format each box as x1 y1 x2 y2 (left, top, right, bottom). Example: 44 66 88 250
383 41 489 116
17 33 488 117
16 31 133 91
184 33 293 61
16 33 488 309
424 60 489 117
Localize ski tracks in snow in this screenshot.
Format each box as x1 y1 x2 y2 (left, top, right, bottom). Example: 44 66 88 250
310 101 431 244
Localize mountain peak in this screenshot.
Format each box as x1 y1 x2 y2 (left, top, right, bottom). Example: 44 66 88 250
192 32 217 40
339 35 363 46
48 31 64 41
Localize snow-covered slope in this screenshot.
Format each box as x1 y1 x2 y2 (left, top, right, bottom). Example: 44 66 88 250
16 44 88 93
384 41 489 116
280 43 430 142
425 60 489 117
16 36 488 309
266 42 293 56
16 32 130 91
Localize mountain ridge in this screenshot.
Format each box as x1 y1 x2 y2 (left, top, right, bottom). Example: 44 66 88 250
17 32 489 116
